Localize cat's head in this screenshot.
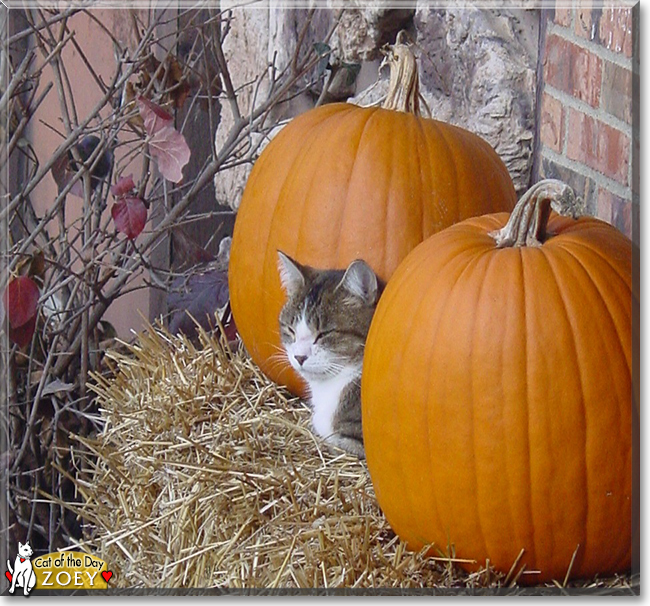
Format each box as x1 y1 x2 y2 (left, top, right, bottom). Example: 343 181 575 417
17 541 33 558
277 251 383 381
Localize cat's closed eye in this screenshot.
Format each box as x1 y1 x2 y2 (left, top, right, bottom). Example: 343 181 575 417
281 325 295 339
313 329 334 344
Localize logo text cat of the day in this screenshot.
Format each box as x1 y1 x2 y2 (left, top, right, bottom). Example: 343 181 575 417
29 551 111 590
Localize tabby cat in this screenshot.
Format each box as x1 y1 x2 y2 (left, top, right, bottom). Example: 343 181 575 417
277 251 383 459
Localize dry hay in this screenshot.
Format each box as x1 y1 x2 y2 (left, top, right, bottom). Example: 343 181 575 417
65 324 637 592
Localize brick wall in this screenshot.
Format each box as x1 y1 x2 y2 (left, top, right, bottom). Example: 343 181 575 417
536 3 639 242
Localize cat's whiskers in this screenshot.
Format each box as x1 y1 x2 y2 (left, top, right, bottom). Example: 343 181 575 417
266 346 291 373
267 355 289 373
319 362 354 379
267 341 288 354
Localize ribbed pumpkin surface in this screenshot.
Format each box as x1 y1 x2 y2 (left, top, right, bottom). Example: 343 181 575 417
229 102 516 396
361 209 636 584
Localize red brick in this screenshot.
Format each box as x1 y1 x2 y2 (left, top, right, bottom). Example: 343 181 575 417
566 109 630 184
596 187 620 223
601 61 633 123
596 189 632 238
544 34 602 107
544 34 571 89
540 92 565 152
599 8 633 57
554 7 572 27
575 6 600 41
574 6 634 57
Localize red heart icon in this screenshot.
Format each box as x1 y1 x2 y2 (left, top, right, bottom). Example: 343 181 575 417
101 571 113 583
5 571 12 583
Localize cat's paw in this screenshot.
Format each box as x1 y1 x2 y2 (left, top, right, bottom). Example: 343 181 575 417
328 434 365 460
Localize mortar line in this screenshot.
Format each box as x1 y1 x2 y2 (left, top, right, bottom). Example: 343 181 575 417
541 146 632 201
543 84 633 136
547 21 634 70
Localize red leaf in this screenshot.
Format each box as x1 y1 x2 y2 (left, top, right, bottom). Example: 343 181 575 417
3 276 39 329
111 196 148 240
111 174 136 198
137 97 191 183
2 276 39 347
9 315 37 348
149 128 191 183
137 96 173 124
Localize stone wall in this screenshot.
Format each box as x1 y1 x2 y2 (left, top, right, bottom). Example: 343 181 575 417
215 5 539 209
411 5 538 195
537 3 638 241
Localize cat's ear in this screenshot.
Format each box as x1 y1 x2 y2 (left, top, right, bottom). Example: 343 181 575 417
18 541 22 549
277 251 305 296
338 260 378 304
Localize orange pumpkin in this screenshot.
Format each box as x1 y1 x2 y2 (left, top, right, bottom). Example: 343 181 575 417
361 179 637 584
229 35 516 396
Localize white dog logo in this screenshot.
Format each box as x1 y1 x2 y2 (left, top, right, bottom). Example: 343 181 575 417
7 541 37 595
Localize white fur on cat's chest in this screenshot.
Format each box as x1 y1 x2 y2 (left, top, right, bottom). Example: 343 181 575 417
308 367 358 439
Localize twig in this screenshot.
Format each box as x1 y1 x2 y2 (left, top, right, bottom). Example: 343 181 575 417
213 10 241 122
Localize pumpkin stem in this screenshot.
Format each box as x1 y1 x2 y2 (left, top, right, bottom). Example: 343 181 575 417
489 179 581 248
381 31 423 116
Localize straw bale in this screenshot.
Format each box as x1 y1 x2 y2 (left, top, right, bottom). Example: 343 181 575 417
66 324 636 591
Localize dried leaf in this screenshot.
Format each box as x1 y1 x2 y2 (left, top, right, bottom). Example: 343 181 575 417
126 52 190 128
14 250 45 282
166 55 191 108
137 96 191 183
145 54 190 109
27 251 46 282
41 379 76 397
124 82 144 129
111 196 148 240
171 228 215 268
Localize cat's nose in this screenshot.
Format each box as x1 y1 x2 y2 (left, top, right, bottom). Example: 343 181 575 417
294 354 308 366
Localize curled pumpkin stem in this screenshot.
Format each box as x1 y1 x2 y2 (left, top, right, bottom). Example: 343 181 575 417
381 30 430 116
489 179 581 248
